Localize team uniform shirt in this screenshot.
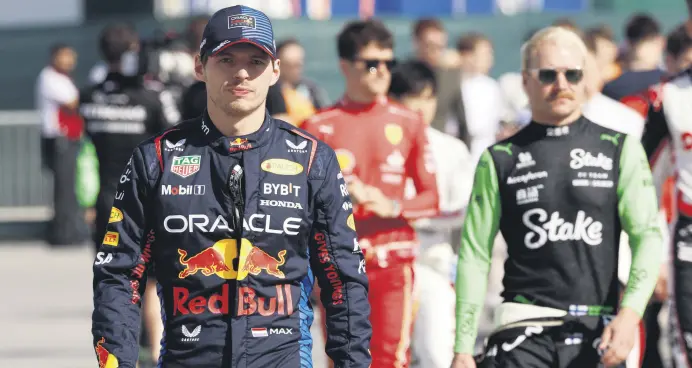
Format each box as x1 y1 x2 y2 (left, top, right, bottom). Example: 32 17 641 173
304 97 438 368
638 68 692 368
602 69 665 102
460 74 505 163
641 69 692 216
582 92 646 138
92 113 371 368
35 66 80 138
405 127 472 251
81 73 179 187
81 73 181 248
454 117 662 354
405 127 472 368
303 96 439 269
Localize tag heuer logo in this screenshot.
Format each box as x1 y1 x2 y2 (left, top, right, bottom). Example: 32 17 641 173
171 156 201 178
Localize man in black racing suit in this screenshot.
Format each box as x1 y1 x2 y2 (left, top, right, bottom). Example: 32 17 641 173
81 23 180 252
82 24 180 365
91 5 372 368
451 26 662 368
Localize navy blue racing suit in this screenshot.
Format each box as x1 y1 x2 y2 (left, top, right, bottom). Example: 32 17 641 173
92 112 372 368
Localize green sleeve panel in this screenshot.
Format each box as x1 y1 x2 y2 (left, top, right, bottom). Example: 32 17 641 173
455 150 502 354
618 135 663 317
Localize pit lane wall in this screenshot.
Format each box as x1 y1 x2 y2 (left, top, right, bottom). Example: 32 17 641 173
0 2 687 240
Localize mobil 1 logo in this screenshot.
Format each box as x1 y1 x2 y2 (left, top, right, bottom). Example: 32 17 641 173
161 184 206 196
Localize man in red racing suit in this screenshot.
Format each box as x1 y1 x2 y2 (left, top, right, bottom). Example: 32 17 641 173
303 19 438 368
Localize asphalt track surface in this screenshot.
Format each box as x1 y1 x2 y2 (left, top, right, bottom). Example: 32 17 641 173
0 242 329 368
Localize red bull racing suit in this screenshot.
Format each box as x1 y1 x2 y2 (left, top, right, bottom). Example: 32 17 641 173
640 68 692 368
92 112 372 368
303 97 439 368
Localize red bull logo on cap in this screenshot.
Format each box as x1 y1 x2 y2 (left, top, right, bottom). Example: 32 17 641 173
177 239 286 280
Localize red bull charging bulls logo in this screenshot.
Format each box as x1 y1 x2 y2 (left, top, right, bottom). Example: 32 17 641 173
178 238 286 280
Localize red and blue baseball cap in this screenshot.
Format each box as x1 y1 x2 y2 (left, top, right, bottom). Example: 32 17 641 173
199 5 277 59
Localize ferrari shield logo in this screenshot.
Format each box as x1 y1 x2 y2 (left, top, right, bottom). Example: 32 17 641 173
171 156 201 178
384 124 403 145
335 149 356 174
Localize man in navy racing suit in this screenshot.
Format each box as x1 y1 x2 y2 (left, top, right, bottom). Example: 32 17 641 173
91 5 372 368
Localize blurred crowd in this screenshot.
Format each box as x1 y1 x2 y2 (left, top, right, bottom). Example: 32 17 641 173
33 6 692 367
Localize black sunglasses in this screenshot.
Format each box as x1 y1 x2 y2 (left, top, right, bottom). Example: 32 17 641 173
531 68 584 85
351 58 397 71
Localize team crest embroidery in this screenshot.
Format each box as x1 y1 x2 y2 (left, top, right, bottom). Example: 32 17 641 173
384 123 403 145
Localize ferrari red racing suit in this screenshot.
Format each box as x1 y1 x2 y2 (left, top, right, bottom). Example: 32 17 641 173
303 96 439 368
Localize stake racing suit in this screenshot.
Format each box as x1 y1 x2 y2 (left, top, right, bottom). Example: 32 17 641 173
92 112 372 368
640 68 692 368
303 97 439 368
456 117 662 367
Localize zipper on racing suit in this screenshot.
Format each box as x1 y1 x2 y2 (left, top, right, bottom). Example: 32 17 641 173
225 161 245 365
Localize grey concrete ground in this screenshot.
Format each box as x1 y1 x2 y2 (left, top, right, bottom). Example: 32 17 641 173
0 242 329 368
0 243 95 368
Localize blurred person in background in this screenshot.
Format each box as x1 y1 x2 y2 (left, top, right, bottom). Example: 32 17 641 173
456 33 504 164
583 25 621 83
82 22 179 366
602 13 665 101
180 16 214 120
665 25 692 75
151 16 208 97
496 28 539 134
412 18 469 146
92 5 372 368
389 60 473 368
552 17 583 37
639 12 692 364
583 41 673 368
35 43 88 246
265 38 330 125
303 19 439 368
581 44 646 137
88 27 141 85
452 26 662 368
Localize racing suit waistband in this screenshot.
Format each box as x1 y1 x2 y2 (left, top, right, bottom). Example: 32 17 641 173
493 302 613 333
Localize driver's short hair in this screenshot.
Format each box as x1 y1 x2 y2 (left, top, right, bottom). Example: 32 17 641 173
337 19 393 60
389 60 437 99
666 25 692 59
520 26 587 71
